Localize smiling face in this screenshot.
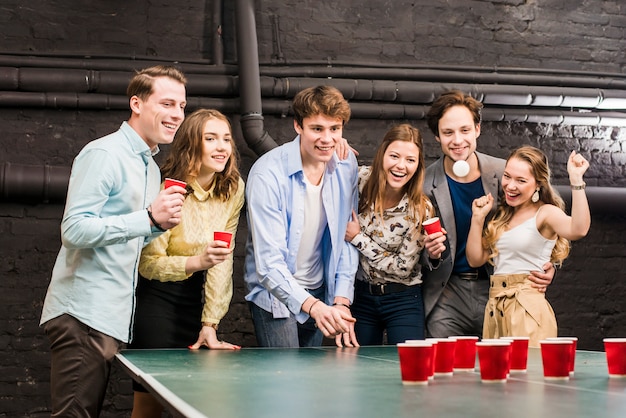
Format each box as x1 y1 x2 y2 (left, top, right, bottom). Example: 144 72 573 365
436 105 480 162
199 118 233 177
382 139 420 193
295 114 343 166
129 76 187 150
502 156 538 207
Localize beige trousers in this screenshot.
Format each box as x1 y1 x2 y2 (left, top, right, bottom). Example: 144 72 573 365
483 273 557 348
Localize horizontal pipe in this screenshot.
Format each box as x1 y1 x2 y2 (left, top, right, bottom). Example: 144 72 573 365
2 91 625 127
0 162 70 203
3 67 626 116
2 163 624 215
555 186 625 217
0 54 238 74
4 53 626 85
261 66 626 90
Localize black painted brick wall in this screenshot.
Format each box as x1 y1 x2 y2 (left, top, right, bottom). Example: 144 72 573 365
1 0 626 416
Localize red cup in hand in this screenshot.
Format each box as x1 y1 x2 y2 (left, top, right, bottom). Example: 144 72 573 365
214 231 233 248
164 178 187 189
423 217 442 235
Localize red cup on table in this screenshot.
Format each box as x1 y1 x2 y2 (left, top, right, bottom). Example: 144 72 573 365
451 336 479 372
546 337 577 375
397 341 435 385
604 338 626 378
422 217 442 235
164 178 187 190
214 231 233 248
476 340 511 383
540 339 573 380
432 337 457 376
424 338 440 379
500 336 530 373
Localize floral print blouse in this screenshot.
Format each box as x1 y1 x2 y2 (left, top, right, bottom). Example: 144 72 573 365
350 166 431 286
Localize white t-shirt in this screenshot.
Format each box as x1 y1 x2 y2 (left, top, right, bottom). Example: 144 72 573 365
294 174 327 289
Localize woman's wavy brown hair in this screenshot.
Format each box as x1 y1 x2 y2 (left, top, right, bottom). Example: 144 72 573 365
484 146 570 266
160 108 240 201
359 124 432 228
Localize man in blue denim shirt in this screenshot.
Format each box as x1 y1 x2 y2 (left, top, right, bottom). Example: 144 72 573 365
244 85 360 348
40 66 188 417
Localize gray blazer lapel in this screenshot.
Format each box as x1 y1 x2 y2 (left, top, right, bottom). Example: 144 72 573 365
476 152 506 217
426 158 458 263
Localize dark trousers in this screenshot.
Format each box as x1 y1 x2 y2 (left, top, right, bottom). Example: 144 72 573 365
352 283 425 345
426 274 490 338
44 314 124 417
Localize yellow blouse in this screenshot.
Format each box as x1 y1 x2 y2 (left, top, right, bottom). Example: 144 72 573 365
139 177 245 324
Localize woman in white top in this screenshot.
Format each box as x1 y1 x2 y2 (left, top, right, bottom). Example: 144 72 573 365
466 146 590 347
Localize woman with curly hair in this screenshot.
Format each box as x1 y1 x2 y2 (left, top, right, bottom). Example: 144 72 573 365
466 146 590 347
130 108 245 417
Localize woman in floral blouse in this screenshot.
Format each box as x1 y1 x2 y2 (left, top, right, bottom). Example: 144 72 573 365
345 124 436 345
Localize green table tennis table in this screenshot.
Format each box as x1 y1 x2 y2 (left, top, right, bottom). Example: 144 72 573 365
116 346 626 418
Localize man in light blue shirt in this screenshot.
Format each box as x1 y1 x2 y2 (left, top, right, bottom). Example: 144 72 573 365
40 66 188 417
244 85 360 348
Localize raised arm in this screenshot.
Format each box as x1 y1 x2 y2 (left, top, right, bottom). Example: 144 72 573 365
542 151 591 241
466 193 494 268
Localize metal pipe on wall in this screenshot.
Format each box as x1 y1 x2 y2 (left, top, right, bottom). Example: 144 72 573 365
2 162 623 216
2 66 626 118
212 0 224 66
234 0 277 155
0 162 70 203
3 3 626 205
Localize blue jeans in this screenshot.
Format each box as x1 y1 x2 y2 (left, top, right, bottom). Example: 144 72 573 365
250 285 325 347
351 283 425 345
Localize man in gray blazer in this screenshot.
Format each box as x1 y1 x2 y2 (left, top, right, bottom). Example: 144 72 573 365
421 90 555 338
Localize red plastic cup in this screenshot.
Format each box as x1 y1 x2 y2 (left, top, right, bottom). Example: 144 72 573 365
422 217 442 235
546 337 577 375
452 336 479 372
214 231 233 248
424 338 439 379
604 338 626 378
500 337 530 373
433 338 457 376
397 342 435 385
476 340 511 383
164 178 187 190
540 339 573 380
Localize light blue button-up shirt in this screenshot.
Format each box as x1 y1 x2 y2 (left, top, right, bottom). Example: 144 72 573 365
40 122 163 343
244 136 359 324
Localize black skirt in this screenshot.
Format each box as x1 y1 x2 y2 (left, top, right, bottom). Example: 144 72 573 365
130 270 206 349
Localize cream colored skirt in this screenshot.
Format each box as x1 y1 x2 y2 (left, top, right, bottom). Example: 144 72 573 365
483 273 557 348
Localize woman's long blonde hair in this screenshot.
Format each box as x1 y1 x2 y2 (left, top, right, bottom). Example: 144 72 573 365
484 146 570 265
359 124 431 227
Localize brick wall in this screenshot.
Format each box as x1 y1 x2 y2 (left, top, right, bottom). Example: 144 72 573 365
1 0 626 416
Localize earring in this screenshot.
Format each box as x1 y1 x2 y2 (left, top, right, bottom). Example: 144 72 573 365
531 188 540 203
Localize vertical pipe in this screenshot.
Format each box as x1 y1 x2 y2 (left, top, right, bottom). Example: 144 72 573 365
234 0 277 155
212 0 224 66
